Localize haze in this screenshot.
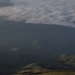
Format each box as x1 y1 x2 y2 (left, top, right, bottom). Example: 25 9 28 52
0 0 75 27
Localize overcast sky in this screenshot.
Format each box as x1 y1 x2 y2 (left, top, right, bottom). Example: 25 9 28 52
0 0 75 27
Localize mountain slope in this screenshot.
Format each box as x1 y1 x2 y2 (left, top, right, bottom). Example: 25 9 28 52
0 20 75 74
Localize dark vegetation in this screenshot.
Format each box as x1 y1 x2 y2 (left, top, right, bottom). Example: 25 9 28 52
0 20 75 75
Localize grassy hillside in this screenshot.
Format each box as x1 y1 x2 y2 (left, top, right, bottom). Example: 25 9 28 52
13 63 75 75
13 71 75 75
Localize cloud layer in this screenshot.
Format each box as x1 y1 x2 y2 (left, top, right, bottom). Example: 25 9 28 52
0 0 75 27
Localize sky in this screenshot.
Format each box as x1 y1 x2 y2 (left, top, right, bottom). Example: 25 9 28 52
0 0 75 27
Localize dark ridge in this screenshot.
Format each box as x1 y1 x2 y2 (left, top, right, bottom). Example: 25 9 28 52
0 20 75 74
0 20 75 55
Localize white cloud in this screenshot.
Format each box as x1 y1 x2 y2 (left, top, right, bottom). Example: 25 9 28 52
0 0 75 27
